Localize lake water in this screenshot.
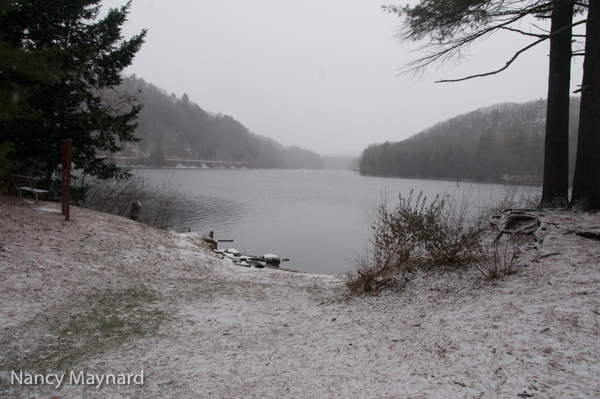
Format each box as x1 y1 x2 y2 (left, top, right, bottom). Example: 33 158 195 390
143 169 536 275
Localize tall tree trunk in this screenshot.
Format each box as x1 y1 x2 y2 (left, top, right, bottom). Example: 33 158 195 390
571 0 600 210
540 0 575 208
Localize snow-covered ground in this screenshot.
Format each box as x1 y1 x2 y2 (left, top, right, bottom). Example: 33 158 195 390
0 195 599 398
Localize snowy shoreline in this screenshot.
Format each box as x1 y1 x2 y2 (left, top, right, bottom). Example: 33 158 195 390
1 194 599 398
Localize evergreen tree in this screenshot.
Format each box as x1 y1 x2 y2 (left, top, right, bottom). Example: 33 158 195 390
0 0 146 183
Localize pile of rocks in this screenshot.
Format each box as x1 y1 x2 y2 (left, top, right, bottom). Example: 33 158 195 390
212 248 288 269
201 233 289 269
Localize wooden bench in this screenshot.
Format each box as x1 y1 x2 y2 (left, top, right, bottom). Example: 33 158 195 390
11 175 49 204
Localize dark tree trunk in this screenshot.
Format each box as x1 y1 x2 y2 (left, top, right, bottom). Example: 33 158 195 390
540 0 575 208
571 0 600 210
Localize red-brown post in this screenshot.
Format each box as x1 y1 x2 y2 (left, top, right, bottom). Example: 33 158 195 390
62 139 72 221
62 141 66 214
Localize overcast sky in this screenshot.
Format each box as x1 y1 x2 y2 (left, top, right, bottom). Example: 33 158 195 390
101 0 585 156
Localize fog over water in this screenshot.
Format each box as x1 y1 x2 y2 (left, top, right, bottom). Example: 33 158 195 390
101 0 585 156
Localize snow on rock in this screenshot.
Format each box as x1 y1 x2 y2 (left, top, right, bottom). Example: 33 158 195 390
264 254 280 262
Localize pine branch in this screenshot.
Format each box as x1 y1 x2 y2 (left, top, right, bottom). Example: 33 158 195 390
401 14 528 76
395 0 581 77
435 18 588 83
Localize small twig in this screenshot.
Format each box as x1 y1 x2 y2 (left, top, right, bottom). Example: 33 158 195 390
579 255 600 265
531 23 550 34
545 221 561 227
11 254 45 269
573 85 591 94
538 252 561 260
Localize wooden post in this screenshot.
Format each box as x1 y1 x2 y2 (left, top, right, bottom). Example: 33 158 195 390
62 139 72 221
203 231 218 249
130 200 141 221
61 141 66 215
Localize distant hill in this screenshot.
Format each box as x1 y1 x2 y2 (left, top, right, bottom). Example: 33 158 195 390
359 98 580 182
110 76 323 170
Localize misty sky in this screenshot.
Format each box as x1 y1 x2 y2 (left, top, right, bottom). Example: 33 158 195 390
102 0 585 156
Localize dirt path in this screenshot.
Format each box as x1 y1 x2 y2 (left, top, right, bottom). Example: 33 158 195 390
1 195 599 398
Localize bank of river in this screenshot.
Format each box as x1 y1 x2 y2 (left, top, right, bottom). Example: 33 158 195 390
2 195 598 398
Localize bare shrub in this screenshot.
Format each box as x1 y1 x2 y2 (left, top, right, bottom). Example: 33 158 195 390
77 171 181 229
345 193 415 294
345 246 398 295
140 177 180 229
346 183 540 296
423 187 480 266
346 189 477 296
469 234 527 279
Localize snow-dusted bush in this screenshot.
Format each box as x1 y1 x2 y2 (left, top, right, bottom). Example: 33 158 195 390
75 171 181 229
468 235 525 279
346 190 479 295
346 186 532 295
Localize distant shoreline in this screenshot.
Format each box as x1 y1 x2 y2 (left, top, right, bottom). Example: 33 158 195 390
360 173 544 186
108 164 543 185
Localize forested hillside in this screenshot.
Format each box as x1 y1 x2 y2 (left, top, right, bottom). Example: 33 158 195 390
111 76 323 169
360 99 580 182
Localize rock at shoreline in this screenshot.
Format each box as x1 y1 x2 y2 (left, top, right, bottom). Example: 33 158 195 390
264 254 280 263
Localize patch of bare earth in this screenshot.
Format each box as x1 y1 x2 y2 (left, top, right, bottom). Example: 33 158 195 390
1 195 599 398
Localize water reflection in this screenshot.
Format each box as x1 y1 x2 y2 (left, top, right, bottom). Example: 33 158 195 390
170 195 249 232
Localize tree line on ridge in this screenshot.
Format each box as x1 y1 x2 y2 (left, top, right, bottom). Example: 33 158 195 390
113 76 323 170
359 98 580 182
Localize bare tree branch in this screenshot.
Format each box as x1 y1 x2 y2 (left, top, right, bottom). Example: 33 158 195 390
532 23 551 33
434 18 588 83
401 13 528 76
500 26 549 37
394 0 586 77
435 38 548 82
573 84 591 93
